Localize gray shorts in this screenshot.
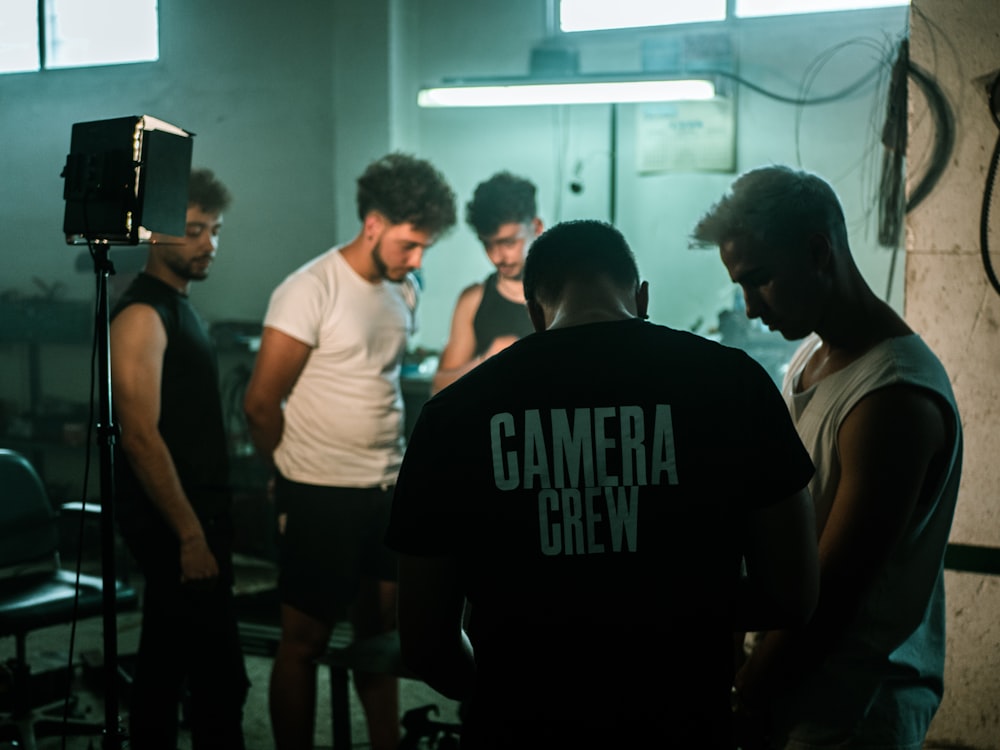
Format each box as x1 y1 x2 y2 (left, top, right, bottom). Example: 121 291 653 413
274 474 397 623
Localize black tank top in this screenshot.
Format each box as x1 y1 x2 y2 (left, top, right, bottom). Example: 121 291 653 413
111 273 231 527
471 272 534 357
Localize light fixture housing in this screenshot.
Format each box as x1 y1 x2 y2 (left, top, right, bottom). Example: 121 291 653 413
417 75 717 108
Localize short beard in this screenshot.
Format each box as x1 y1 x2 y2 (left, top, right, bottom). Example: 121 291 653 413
372 239 405 283
164 251 208 282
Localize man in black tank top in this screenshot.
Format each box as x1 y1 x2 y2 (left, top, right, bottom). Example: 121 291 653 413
110 169 249 749
431 171 542 394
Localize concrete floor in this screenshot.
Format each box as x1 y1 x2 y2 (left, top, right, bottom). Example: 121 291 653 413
1 554 461 749
4 555 967 750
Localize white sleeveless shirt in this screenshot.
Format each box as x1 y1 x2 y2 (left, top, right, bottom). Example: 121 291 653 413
775 333 962 749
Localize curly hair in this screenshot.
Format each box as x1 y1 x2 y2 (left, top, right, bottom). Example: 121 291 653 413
523 220 639 306
188 168 231 215
356 152 457 236
690 164 848 253
465 171 537 237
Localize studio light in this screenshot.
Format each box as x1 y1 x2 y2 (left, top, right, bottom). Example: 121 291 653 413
61 115 193 245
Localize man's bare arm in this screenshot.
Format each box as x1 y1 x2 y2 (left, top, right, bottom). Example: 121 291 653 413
431 284 485 395
736 386 948 709
243 326 312 465
111 304 217 581
735 486 819 633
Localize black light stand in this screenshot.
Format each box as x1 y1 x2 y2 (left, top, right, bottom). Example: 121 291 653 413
62 115 194 750
91 241 128 750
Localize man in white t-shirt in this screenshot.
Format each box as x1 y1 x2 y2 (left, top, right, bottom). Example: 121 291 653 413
244 152 456 750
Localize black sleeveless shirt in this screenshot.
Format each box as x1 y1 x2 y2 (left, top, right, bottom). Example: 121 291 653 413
471 272 534 357
111 273 231 528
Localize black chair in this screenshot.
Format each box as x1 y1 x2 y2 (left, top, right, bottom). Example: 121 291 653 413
0 448 138 749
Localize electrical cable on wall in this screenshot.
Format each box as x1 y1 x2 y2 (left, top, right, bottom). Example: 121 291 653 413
877 38 909 299
708 61 882 106
980 72 1000 297
899 59 998 298
878 39 907 248
906 62 955 213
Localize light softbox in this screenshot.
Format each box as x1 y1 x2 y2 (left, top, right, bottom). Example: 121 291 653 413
62 115 194 245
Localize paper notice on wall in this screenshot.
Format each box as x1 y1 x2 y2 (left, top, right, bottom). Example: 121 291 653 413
636 98 735 173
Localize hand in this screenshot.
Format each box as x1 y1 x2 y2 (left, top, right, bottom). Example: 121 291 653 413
179 535 219 583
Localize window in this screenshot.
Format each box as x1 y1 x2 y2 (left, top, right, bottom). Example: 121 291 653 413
559 0 726 32
735 0 909 17
0 3 40 73
0 0 158 75
558 0 908 32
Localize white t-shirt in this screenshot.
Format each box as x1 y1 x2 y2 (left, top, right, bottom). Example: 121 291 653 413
264 246 418 487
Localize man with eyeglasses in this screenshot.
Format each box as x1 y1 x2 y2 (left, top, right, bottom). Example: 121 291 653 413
431 171 543 395
110 168 249 749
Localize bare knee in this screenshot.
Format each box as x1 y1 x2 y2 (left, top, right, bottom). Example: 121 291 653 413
277 604 332 662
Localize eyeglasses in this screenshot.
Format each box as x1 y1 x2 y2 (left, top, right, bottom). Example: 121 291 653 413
481 227 531 253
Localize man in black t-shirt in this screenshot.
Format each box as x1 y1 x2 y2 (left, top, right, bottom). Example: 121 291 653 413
388 219 821 749
111 169 248 750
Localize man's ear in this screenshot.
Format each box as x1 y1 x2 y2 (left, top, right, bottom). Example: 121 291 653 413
530 217 544 237
527 299 548 332
807 232 833 271
363 211 385 241
636 281 650 320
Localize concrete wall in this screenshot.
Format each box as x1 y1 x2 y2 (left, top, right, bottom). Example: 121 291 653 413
907 2 1000 747
405 1 909 357
0 1 909 494
0 0 908 349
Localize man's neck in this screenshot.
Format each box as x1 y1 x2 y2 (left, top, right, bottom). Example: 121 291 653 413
142 264 189 295
495 274 525 304
546 292 638 330
339 233 381 283
802 288 912 390
817 286 911 355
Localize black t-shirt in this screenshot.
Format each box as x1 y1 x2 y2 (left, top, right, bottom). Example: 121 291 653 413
387 318 814 747
111 273 232 531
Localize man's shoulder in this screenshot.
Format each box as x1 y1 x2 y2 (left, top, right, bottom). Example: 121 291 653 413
114 272 174 305
282 245 342 280
878 334 958 414
867 334 952 391
272 246 342 298
112 274 183 329
452 280 486 313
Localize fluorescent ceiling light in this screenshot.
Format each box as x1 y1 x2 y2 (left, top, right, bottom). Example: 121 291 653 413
417 79 716 108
